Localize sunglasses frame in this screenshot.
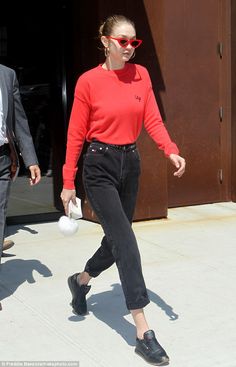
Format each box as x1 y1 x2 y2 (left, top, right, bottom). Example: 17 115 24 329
106 36 143 49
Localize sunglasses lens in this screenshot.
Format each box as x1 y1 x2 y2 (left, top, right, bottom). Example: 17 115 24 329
131 40 141 48
119 39 129 47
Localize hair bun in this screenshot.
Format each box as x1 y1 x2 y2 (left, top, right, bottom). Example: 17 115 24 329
98 14 135 38
99 22 105 37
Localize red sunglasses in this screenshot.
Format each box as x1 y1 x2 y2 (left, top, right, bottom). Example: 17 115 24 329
106 36 142 49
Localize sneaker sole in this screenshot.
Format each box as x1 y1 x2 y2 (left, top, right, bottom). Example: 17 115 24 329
135 348 169 366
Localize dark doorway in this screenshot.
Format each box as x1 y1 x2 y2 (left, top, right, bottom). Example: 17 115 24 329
0 0 67 223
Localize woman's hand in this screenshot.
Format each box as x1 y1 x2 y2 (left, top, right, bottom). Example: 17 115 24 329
169 154 186 178
60 188 77 216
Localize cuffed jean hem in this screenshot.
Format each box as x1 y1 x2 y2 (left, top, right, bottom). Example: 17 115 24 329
127 298 150 311
83 267 101 278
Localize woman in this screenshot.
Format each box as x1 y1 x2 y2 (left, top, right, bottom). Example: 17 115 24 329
61 14 185 366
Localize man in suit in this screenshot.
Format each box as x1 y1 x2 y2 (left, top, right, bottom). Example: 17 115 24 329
0 63 41 262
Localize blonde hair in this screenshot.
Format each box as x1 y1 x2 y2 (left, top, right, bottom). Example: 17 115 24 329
99 14 135 37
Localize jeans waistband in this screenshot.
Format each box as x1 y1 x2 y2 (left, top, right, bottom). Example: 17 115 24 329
0 143 10 156
92 140 136 152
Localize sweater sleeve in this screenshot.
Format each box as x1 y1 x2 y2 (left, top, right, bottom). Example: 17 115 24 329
63 76 91 189
143 72 179 157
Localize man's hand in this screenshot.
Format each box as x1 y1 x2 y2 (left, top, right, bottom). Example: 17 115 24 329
28 165 41 185
169 154 186 178
60 188 77 216
9 143 18 180
10 160 18 180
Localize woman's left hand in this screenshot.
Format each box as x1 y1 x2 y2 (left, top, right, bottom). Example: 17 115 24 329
169 154 186 178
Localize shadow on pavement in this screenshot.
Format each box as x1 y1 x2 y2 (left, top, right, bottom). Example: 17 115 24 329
68 283 179 346
147 289 179 321
0 258 52 302
6 224 39 236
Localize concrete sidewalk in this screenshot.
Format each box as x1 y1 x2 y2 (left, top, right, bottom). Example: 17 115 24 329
0 202 236 367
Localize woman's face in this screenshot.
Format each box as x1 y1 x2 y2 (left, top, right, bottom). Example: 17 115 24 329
103 22 137 64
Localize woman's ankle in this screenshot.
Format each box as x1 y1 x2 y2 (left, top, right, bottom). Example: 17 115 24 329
77 271 91 285
130 308 149 339
137 328 150 340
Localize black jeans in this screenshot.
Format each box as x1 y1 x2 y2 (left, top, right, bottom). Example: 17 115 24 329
83 141 150 310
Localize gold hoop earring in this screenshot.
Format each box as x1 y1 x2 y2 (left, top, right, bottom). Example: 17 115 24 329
130 50 136 60
104 47 110 57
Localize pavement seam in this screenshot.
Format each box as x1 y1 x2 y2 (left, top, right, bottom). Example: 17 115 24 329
136 234 190 259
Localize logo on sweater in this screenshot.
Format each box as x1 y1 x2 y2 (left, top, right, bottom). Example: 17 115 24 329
135 95 141 102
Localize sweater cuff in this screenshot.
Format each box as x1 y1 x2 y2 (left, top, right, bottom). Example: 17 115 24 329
63 165 78 190
164 143 179 157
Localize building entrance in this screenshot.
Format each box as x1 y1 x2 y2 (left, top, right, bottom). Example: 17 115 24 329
0 0 66 223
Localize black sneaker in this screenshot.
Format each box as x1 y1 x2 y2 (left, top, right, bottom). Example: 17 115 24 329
67 273 91 315
135 330 169 366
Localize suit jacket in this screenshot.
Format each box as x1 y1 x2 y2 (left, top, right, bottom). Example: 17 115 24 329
0 64 38 180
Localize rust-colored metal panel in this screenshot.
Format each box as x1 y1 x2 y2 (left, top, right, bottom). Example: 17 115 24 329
232 1 236 202
219 1 231 202
134 130 167 220
159 0 231 206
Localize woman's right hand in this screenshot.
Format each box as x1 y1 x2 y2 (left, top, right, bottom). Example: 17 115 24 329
60 188 77 216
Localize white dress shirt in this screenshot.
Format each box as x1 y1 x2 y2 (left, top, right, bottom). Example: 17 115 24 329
0 86 8 146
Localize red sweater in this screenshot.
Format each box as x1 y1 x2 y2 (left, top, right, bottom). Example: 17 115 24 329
63 63 179 189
